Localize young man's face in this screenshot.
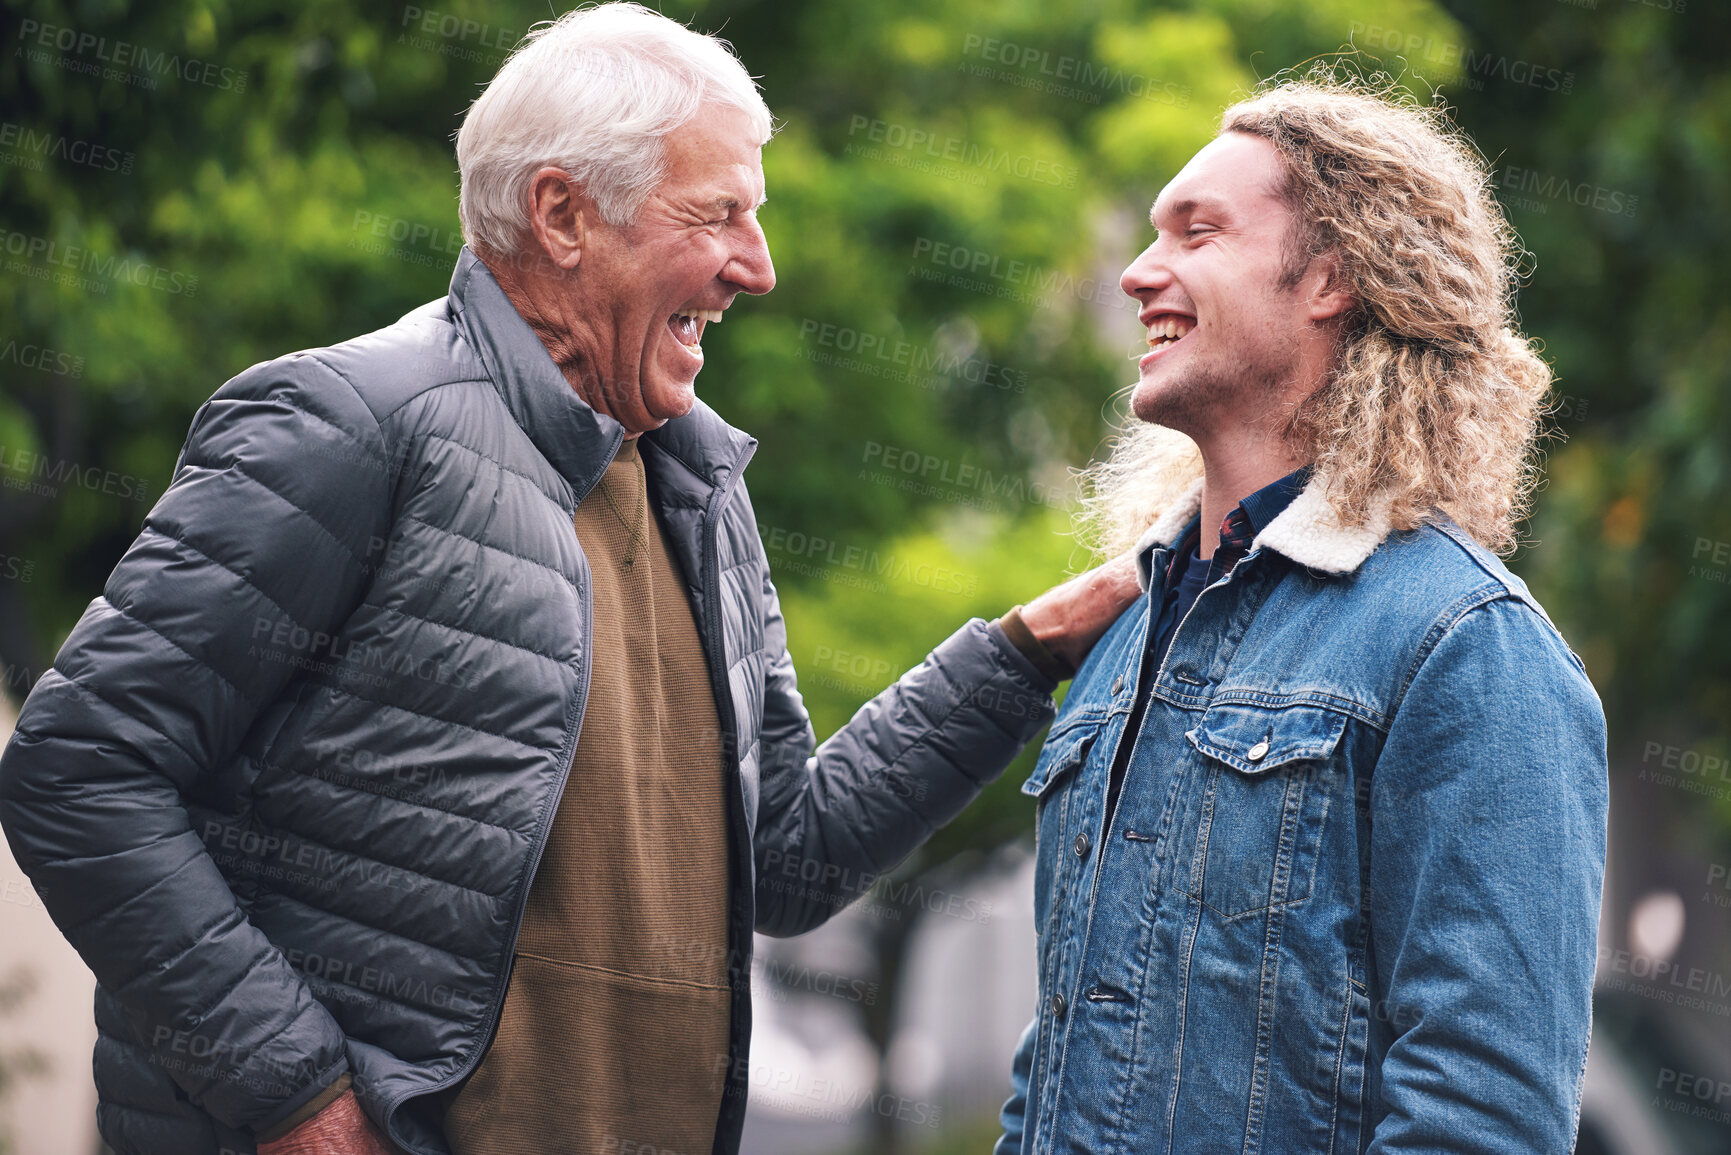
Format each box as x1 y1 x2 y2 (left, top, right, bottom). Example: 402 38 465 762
1119 131 1320 439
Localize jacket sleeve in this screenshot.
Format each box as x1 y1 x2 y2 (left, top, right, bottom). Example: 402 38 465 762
994 1013 1037 1155
750 543 1057 936
1366 595 1607 1152
0 355 395 1135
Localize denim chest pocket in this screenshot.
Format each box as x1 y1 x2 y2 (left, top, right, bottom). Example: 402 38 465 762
1022 719 1097 796
1022 717 1101 933
1180 700 1350 920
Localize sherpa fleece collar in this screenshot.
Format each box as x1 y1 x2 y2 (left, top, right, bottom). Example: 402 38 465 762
1132 474 1394 591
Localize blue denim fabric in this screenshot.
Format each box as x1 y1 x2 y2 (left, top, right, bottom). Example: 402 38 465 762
996 511 1608 1154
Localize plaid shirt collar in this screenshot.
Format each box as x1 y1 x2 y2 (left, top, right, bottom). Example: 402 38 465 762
1165 464 1313 589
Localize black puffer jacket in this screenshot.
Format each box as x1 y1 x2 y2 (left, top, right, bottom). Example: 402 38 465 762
0 249 1056 1155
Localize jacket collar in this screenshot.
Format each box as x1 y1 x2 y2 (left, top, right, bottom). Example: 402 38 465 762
445 246 754 502
1133 472 1396 591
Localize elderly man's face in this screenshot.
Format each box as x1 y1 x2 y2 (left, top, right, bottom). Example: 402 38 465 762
571 103 775 431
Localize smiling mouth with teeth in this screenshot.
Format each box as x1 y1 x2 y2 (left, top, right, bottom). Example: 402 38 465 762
669 307 725 354
1146 314 1196 352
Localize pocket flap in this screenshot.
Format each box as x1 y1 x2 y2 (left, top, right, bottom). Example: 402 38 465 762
1020 719 1099 798
1187 701 1348 775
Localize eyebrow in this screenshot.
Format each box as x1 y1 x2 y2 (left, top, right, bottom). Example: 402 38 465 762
1150 195 1228 227
703 193 769 213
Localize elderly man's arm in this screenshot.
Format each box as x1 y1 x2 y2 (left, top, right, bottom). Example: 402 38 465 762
0 358 394 1141
1365 596 1607 1152
749 519 1137 937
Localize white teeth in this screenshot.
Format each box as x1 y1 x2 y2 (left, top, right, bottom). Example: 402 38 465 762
1146 316 1193 342
674 308 724 323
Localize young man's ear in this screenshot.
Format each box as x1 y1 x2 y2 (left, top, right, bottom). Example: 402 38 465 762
525 167 588 272
1303 252 1354 322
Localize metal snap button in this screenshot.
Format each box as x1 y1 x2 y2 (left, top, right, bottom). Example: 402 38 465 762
1050 992 1067 1017
1111 676 1124 695
1073 832 1091 859
1247 739 1270 762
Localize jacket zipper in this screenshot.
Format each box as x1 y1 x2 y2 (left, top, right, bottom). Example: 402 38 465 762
696 440 757 1155
380 446 618 1152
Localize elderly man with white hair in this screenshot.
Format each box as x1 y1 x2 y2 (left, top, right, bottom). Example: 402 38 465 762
0 5 1137 1155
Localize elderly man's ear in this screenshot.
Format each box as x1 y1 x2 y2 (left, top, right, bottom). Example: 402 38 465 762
524 167 589 271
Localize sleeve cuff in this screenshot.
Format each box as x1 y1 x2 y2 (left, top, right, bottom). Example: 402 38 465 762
996 605 1077 683
253 1071 353 1143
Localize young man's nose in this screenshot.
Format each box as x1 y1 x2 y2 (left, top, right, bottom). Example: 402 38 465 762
1121 243 1173 300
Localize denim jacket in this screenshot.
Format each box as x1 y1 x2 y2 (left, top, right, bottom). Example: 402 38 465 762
997 476 1608 1154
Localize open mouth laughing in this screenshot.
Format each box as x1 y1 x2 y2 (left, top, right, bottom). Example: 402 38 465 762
668 307 725 359
1145 312 1195 354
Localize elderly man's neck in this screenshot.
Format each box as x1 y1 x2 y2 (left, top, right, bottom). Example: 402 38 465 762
481 249 637 435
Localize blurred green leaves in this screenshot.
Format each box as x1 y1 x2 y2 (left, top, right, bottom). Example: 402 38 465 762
1 0 1728 854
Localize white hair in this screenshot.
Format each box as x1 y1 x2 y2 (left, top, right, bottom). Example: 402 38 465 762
455 2 774 256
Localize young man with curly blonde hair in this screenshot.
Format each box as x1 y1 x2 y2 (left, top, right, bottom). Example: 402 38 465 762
997 75 1607 1154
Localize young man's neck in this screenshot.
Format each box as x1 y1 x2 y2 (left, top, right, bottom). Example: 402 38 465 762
1193 439 1311 559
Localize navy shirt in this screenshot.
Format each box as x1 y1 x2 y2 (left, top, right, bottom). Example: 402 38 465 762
1149 464 1313 672
1104 464 1312 829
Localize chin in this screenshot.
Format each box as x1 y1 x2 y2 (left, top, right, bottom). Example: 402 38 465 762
647 383 699 422
1129 377 1171 425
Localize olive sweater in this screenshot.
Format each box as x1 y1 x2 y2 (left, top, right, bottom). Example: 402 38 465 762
445 436 732 1155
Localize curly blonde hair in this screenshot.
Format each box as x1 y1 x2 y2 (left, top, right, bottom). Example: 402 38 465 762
1081 72 1553 558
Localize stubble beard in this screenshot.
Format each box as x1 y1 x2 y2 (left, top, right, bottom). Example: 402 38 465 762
1131 335 1301 443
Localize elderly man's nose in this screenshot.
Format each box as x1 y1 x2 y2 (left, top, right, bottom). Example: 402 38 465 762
728 220 776 295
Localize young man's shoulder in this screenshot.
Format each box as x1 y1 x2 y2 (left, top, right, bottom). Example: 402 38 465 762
1362 517 1589 686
